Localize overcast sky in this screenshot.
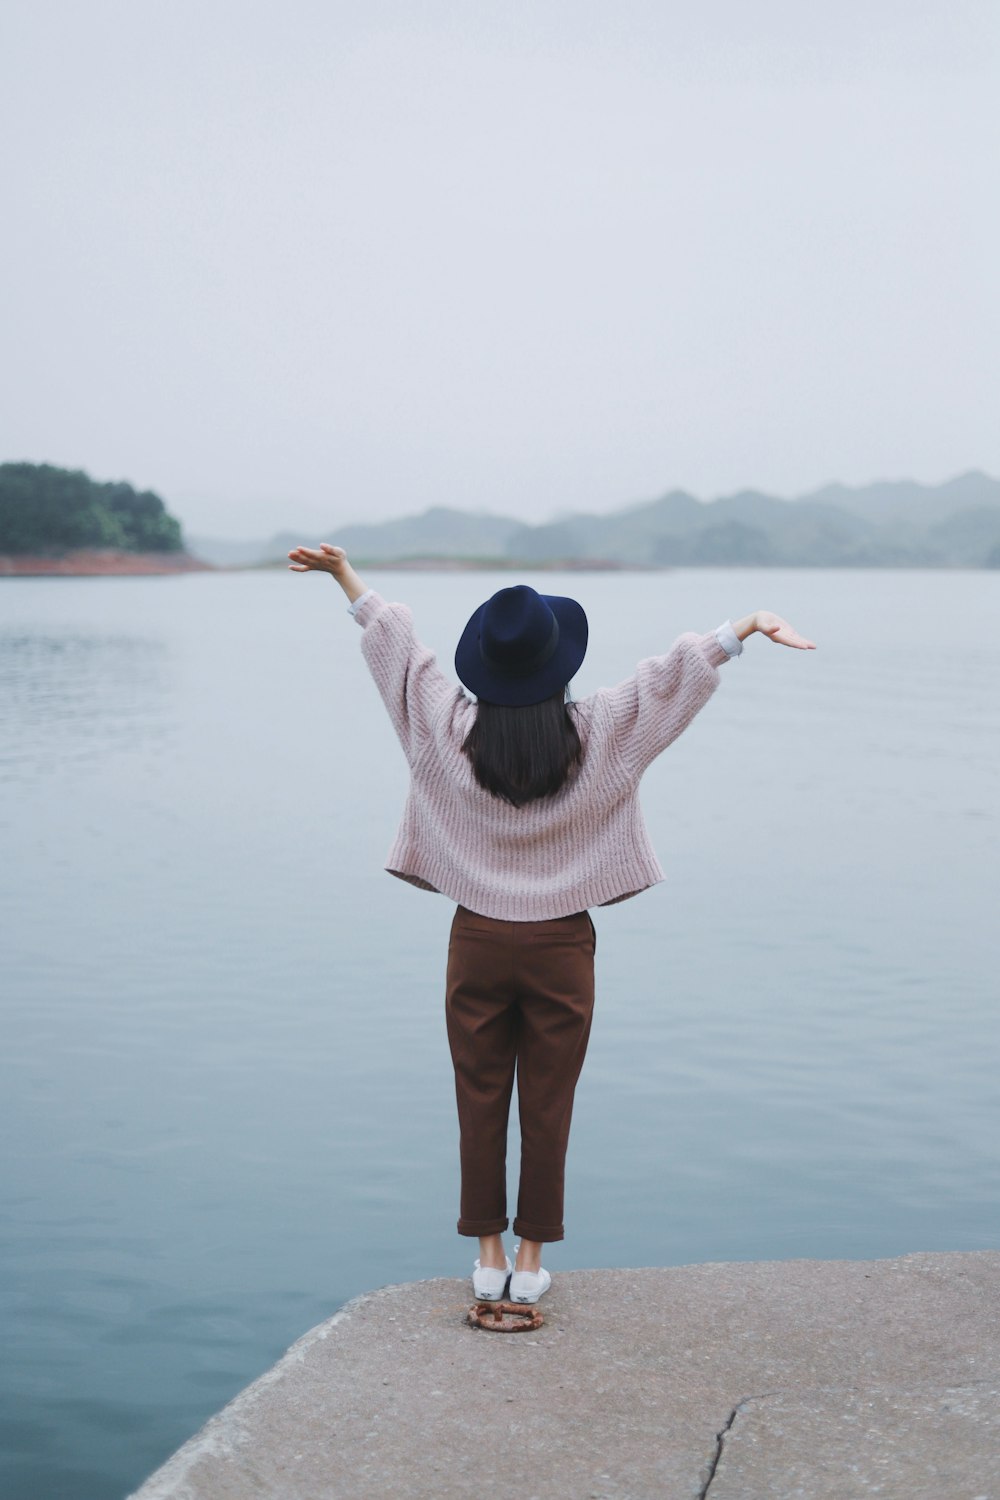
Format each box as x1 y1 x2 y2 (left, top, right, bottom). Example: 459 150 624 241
2 1 998 539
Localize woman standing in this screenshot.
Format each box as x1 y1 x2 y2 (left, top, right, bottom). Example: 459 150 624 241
289 542 816 1304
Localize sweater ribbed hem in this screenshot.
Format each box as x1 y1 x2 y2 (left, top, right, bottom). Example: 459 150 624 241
385 851 666 921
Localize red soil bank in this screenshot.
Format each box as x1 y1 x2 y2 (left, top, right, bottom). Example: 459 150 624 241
0 550 216 576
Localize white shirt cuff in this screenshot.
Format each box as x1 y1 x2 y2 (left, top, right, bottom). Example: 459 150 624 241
714 620 743 658
347 588 376 616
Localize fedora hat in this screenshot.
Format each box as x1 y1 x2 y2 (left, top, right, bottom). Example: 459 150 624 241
455 584 588 706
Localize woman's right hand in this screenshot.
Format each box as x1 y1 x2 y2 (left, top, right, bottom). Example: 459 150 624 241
287 542 349 575
752 611 817 649
288 543 369 604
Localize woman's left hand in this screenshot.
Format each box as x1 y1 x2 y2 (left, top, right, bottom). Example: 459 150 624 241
754 611 817 649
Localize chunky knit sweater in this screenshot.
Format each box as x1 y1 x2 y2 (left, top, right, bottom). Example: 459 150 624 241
349 588 740 920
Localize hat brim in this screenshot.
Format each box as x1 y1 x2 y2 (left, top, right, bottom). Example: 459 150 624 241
454 593 589 706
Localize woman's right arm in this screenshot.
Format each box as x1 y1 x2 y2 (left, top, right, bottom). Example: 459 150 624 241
288 542 456 763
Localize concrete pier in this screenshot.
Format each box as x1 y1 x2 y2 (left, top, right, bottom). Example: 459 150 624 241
130 1250 1000 1499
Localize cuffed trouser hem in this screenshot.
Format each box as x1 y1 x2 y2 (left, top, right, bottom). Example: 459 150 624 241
457 1216 509 1236
512 1218 564 1242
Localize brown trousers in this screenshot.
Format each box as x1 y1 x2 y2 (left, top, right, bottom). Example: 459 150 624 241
445 903 596 1243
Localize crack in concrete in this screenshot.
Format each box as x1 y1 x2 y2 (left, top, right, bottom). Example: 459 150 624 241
695 1378 1000 1498
697 1397 753 1498
698 1393 779 1499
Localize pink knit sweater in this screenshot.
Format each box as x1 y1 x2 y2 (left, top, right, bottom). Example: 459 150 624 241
351 588 738 920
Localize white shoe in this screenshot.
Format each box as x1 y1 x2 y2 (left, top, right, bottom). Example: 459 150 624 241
509 1266 551 1304
472 1255 512 1301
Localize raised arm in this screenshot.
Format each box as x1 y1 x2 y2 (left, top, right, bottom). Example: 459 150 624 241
594 628 734 780
592 609 816 781
288 543 456 762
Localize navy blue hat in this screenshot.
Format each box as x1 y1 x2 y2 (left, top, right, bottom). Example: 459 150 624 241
455 584 588 706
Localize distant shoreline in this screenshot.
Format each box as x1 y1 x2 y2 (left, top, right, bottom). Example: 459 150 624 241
3 549 999 575
253 555 996 571
251 555 637 572
0 550 216 576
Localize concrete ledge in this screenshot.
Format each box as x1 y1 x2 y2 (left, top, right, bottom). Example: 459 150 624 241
130 1251 1000 1500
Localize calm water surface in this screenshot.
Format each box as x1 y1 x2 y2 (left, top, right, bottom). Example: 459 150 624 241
1 568 997 1498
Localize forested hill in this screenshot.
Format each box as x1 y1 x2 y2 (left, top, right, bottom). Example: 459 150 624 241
0 463 184 554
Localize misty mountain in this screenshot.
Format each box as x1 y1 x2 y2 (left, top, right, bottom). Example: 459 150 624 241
275 507 529 562
189 471 1000 568
189 508 527 567
925 505 1000 566
797 470 1000 529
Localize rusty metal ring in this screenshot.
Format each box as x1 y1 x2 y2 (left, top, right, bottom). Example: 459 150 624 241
467 1300 545 1332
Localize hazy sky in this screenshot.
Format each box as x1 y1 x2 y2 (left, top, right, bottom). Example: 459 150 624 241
3 1 998 539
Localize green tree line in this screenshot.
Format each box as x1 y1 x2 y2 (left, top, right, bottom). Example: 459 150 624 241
0 463 184 554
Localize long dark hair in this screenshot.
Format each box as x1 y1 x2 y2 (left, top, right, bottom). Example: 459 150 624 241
461 688 583 807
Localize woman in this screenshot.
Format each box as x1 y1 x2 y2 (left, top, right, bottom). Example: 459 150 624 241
289 542 816 1304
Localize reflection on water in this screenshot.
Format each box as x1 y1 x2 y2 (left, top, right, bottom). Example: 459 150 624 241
0 569 997 1499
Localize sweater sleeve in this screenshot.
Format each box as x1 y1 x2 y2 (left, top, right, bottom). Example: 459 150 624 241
596 630 732 781
351 589 456 764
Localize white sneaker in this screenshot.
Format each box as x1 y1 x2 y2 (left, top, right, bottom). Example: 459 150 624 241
509 1266 551 1304
472 1255 512 1301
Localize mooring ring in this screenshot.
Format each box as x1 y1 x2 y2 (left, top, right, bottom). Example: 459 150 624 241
467 1300 545 1332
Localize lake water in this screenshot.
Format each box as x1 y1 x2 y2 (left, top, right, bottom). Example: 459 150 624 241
1 567 997 1498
